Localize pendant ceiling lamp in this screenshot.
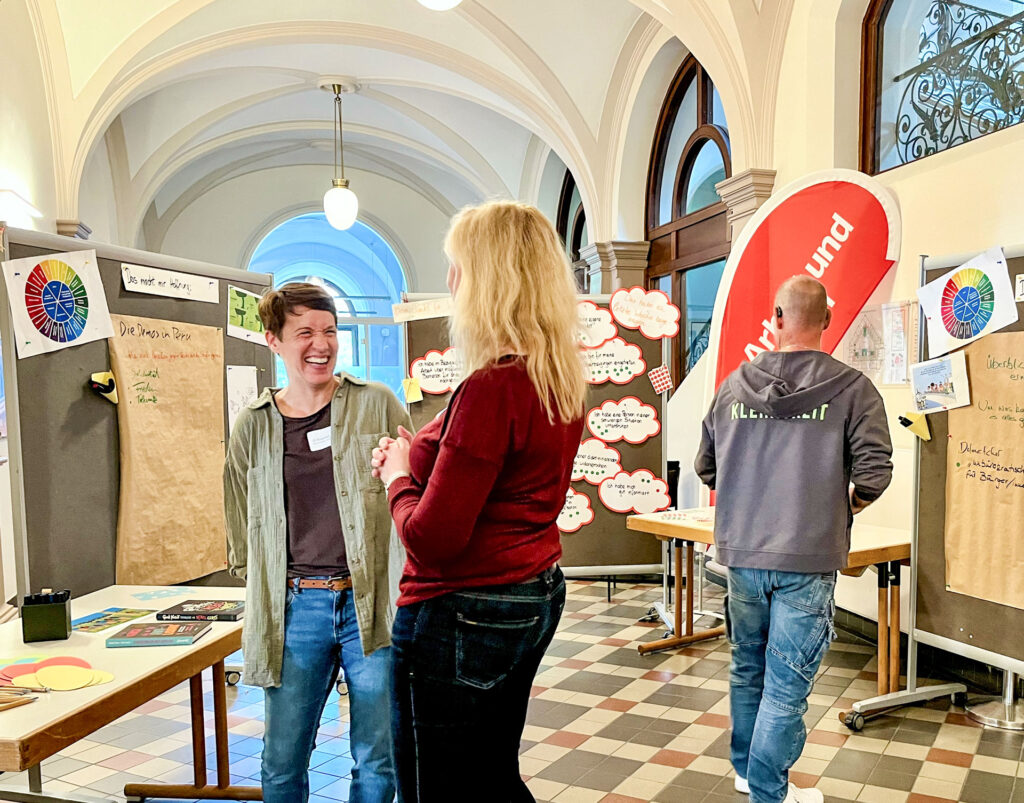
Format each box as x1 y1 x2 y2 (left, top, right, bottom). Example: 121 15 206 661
417 0 463 9
322 80 358 230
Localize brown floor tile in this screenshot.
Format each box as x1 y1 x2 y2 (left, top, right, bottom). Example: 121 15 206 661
650 749 698 769
926 747 973 767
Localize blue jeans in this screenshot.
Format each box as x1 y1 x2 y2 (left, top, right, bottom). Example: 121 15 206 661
391 565 565 803
262 585 396 803
727 567 836 803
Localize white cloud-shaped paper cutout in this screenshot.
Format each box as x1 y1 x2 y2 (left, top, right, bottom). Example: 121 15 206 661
571 438 623 485
610 286 681 339
557 488 594 533
583 337 646 385
577 300 616 349
587 397 661 444
409 347 461 394
598 469 671 515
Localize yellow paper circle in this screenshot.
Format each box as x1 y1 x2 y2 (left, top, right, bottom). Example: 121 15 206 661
35 665 95 691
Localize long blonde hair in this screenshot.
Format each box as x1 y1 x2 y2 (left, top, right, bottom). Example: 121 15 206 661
445 200 587 424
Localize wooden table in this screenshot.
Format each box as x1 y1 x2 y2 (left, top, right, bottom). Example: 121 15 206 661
626 509 911 696
0 585 261 803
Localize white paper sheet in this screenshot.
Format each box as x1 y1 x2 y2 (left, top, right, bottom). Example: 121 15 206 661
917 247 1017 358
226 365 258 434
1 249 114 359
121 263 219 304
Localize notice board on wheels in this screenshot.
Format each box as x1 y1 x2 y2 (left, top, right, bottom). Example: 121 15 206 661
915 248 1024 670
0 226 274 598
402 294 666 572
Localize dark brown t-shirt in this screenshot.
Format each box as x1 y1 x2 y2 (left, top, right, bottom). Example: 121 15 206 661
280 400 348 579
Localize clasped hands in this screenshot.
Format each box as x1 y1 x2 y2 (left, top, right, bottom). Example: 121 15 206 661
371 425 414 486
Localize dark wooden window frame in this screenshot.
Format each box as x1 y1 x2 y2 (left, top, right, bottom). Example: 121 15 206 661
860 0 891 174
645 56 731 387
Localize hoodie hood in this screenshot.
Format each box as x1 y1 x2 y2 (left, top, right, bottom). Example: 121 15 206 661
728 350 861 419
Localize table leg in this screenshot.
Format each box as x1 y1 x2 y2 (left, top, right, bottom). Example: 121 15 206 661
638 539 725 656
876 562 889 696
123 662 262 801
889 561 901 694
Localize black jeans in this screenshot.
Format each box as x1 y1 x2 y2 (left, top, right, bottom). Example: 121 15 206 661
391 565 566 803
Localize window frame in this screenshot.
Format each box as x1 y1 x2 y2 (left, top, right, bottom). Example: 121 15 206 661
860 0 1024 174
645 56 732 388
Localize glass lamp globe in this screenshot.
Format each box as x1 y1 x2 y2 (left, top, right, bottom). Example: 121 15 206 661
323 182 358 230
417 0 463 9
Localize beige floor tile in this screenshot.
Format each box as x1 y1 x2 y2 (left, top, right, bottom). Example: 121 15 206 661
816 777 865 799
919 761 968 784
612 776 666 799
843 737 887 754
882 741 930 760
791 755 831 776
911 775 963 800
522 743 571 762
577 736 626 756
687 755 734 776
611 742 660 761
552 786 605 802
519 756 552 777
971 754 1020 775
526 777 568 799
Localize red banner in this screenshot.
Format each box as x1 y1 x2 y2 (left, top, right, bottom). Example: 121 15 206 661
709 171 901 389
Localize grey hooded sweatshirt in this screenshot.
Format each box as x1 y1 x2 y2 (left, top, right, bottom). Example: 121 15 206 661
694 350 893 573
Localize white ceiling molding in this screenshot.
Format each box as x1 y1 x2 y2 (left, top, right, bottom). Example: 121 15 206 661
68 21 596 222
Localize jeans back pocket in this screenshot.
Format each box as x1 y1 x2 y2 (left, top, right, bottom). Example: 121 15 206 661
454 611 540 690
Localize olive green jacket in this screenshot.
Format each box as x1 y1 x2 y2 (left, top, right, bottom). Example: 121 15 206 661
223 373 412 688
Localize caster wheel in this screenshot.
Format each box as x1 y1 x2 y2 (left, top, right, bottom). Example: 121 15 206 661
953 691 968 707
225 670 241 686
336 680 348 696
841 711 865 731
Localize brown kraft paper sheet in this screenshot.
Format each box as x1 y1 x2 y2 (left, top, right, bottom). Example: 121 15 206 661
945 331 1024 611
108 314 227 584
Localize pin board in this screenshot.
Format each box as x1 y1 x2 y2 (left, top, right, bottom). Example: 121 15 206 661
0 227 274 598
915 249 1024 669
403 296 663 571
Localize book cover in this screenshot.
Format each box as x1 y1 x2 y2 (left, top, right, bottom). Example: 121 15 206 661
156 600 245 622
105 621 212 648
72 607 155 633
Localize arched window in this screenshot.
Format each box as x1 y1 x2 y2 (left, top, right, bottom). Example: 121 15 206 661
248 213 407 394
862 0 1024 173
646 56 731 386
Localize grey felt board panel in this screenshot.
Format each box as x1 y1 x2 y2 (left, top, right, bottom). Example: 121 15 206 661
915 255 1024 665
405 309 662 570
7 242 273 596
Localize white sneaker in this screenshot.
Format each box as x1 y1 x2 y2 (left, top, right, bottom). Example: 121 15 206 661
734 776 750 794
784 783 824 803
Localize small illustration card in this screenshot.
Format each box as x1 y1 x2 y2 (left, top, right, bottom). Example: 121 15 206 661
72 608 155 633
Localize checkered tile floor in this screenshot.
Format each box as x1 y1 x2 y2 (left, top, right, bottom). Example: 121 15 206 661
1 579 1022 803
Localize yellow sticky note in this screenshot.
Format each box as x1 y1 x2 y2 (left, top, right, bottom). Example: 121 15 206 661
402 378 423 403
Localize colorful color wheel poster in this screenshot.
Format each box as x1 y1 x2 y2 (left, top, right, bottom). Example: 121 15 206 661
25 259 90 343
1 249 114 359
940 268 994 340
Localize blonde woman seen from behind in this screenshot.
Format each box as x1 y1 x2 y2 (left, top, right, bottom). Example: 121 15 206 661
372 201 586 802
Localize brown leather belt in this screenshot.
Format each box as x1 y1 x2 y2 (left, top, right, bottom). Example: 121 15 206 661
288 577 353 591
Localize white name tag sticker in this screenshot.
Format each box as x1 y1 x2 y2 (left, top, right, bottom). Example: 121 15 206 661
306 426 332 452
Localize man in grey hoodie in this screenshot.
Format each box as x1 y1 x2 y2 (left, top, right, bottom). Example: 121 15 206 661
695 276 893 803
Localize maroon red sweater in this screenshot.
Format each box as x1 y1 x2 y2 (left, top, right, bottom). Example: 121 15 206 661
388 358 583 606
